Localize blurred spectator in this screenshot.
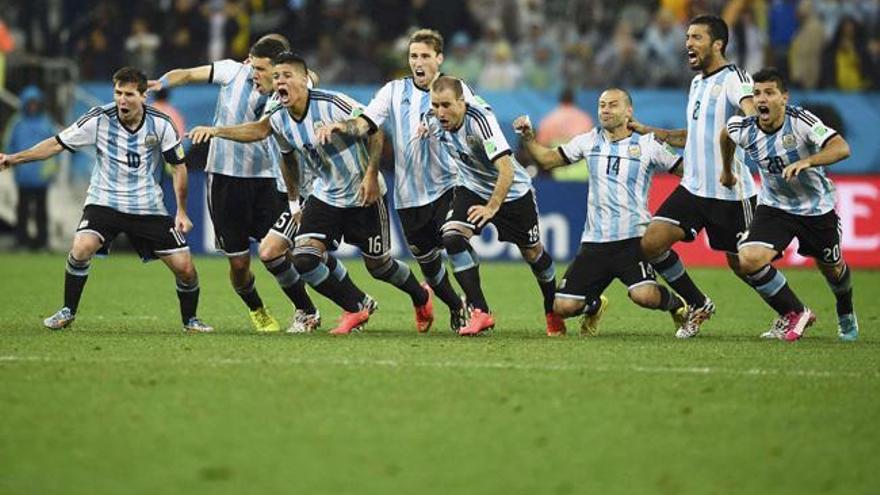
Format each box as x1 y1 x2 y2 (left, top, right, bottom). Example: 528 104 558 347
309 35 347 85
535 87 593 181
162 0 209 70
724 0 768 75
593 19 648 87
79 26 119 80
3 86 58 250
768 0 800 78
150 88 186 137
443 32 482 86
821 17 876 90
125 18 160 76
478 41 523 90
0 17 14 89
789 0 826 89
560 41 594 89
642 8 687 87
522 43 560 90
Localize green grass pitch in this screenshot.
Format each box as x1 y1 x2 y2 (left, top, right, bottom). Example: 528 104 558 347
1 253 878 494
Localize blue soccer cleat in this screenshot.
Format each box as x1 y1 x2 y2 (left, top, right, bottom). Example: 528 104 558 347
837 313 859 342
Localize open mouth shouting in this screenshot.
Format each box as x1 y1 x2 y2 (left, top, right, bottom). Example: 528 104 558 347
686 49 699 66
277 87 290 105
757 104 771 120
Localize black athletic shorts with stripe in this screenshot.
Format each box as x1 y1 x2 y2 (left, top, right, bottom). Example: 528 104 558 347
739 205 842 264
296 195 392 258
653 185 757 253
207 172 287 256
76 204 189 261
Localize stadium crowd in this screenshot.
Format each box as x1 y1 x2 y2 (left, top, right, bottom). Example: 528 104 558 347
0 0 878 90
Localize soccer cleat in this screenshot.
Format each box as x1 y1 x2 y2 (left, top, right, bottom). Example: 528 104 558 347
249 307 281 332
183 317 214 333
675 297 715 339
837 313 859 342
783 308 816 342
360 294 379 315
414 283 435 333
287 309 321 334
450 296 469 332
546 312 566 336
329 309 370 335
760 315 788 340
44 307 75 330
580 295 609 337
458 308 495 336
670 294 688 331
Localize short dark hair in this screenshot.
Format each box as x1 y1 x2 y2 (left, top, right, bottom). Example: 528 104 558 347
431 76 463 99
250 37 287 60
256 33 290 51
409 28 444 54
273 51 309 74
112 67 148 93
752 67 788 92
689 15 729 55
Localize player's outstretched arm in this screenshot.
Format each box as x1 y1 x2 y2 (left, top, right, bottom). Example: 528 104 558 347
468 155 513 228
718 127 737 188
782 135 851 180
0 137 64 172
513 115 566 170
358 128 384 206
148 66 212 92
628 119 687 148
170 164 192 233
188 119 272 144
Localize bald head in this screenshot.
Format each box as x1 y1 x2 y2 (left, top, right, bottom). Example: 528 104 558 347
597 88 633 131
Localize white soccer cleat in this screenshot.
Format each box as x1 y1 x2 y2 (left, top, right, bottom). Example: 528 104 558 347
675 297 715 339
760 315 788 340
287 309 321 334
183 317 214 333
44 307 75 330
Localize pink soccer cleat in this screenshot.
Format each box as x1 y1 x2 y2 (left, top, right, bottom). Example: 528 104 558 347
783 308 816 342
414 283 435 333
329 309 370 335
546 312 566 336
458 308 495 336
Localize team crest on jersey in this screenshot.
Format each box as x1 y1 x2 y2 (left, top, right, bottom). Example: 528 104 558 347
812 123 828 137
145 133 159 147
782 134 797 150
483 139 497 156
627 144 641 158
711 84 723 97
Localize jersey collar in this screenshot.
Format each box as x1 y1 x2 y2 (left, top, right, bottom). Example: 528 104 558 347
117 107 146 134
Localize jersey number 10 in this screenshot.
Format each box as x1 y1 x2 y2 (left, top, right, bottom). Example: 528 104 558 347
126 152 141 169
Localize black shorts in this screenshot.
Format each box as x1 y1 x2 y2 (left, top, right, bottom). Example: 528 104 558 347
397 188 454 257
445 187 541 247
207 173 287 256
297 195 391 258
739 205 842 264
266 201 301 247
556 238 657 301
76 205 189 261
653 185 757 253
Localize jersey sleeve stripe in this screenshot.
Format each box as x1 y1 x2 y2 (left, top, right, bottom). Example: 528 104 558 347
76 108 102 126
360 113 379 134
466 108 492 138
488 149 511 163
312 94 353 114
558 146 573 164
208 63 216 84
55 134 75 153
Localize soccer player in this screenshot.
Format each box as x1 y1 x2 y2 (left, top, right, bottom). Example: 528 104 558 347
189 52 433 335
423 76 561 336
0 67 212 333
150 36 319 333
514 89 688 335
629 15 761 338
315 29 472 332
721 68 857 342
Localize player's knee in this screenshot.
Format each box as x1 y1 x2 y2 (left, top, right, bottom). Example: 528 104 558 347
442 231 469 255
363 253 390 275
228 254 250 274
71 234 100 260
628 286 659 308
737 248 767 274
258 237 286 263
553 298 583 318
292 251 321 275
519 243 544 263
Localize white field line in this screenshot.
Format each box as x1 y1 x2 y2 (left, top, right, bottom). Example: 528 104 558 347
0 355 875 379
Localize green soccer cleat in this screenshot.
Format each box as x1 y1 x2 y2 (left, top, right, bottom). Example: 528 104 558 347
250 307 281 332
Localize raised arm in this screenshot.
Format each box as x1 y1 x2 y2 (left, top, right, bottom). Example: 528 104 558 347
0 137 64 171
513 115 567 170
629 119 687 148
188 119 273 144
149 65 212 91
782 134 851 180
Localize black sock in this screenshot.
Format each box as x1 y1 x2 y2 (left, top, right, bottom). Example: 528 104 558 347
296 249 361 312
444 233 488 311
417 249 463 311
368 258 428 306
583 297 601 316
264 255 316 313
527 248 557 314
650 250 706 307
824 264 854 316
176 276 200 323
324 253 366 304
745 265 804 315
64 253 90 313
657 285 685 312
234 274 264 311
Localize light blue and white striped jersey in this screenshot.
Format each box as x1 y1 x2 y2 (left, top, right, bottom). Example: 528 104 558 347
269 89 387 208
262 92 314 199
207 59 276 179
425 104 531 202
683 64 758 200
727 106 838 216
363 76 481 209
560 130 682 242
57 103 186 215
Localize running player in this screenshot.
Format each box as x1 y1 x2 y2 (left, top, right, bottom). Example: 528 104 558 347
0 67 212 333
515 89 688 335
629 15 762 338
150 36 318 332
189 52 433 335
424 76 561 336
315 28 471 332
721 68 858 342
